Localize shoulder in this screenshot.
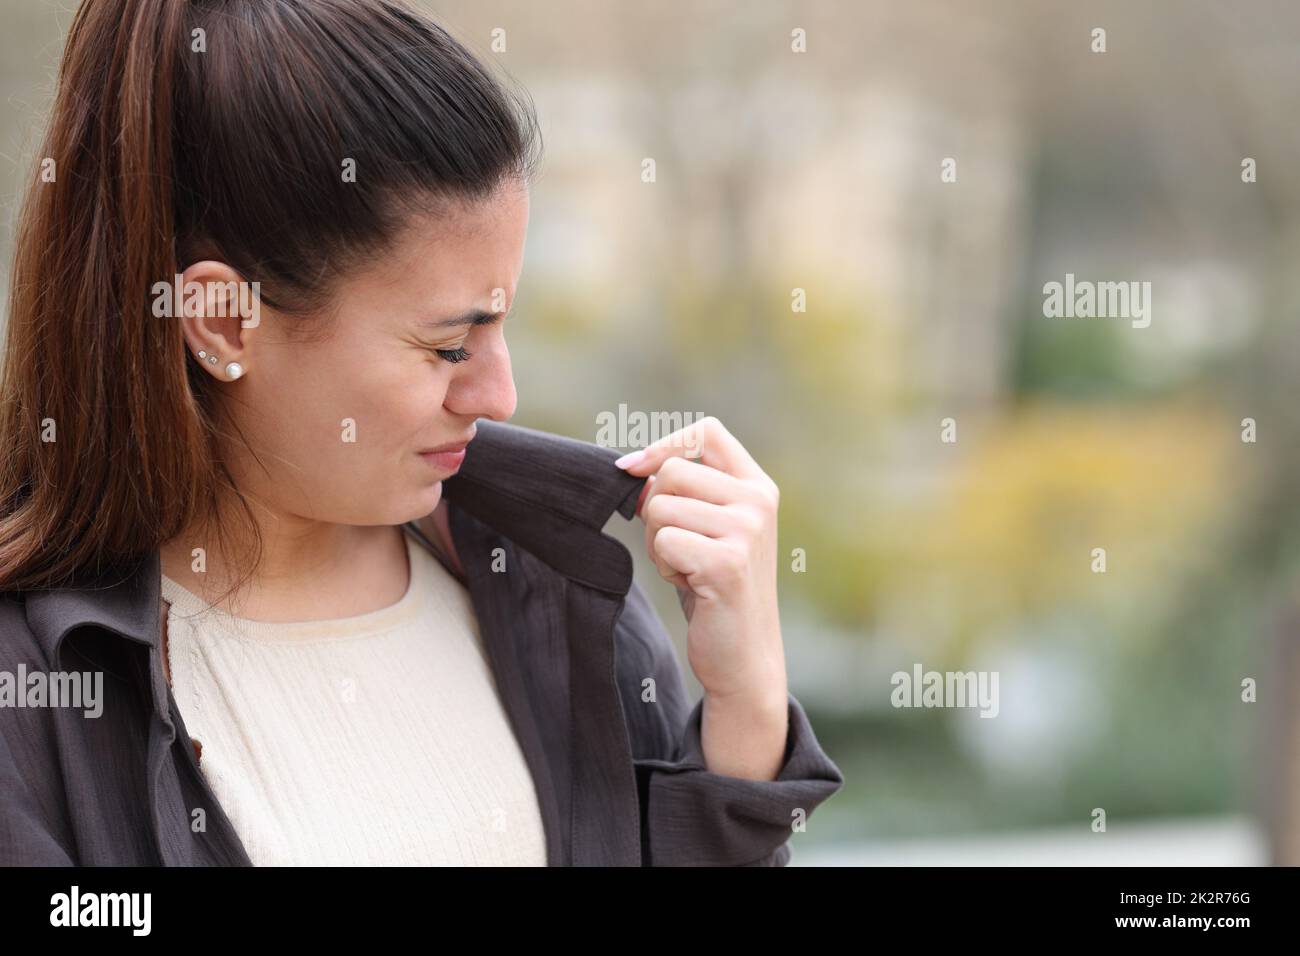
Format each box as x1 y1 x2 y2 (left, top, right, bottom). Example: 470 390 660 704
0 593 57 770
0 592 81 864
0 591 46 668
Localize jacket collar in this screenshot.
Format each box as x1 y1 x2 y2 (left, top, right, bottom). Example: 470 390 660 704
441 418 646 593
24 419 648 664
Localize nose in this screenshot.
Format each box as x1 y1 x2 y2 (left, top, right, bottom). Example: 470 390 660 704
444 333 516 423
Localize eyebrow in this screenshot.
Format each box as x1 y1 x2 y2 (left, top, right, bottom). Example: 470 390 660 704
416 309 502 330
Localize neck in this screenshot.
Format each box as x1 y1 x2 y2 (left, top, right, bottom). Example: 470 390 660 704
159 507 410 623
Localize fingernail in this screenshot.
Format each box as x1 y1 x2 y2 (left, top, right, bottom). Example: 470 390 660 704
614 449 646 469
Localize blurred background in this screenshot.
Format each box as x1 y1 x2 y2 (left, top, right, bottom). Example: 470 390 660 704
4 0 1299 864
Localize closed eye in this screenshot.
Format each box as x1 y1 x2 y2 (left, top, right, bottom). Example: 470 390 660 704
418 311 505 364
434 345 472 363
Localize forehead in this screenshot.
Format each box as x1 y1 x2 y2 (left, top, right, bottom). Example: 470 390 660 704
344 183 530 316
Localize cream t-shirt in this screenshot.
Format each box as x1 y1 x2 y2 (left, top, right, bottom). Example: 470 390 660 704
159 530 548 866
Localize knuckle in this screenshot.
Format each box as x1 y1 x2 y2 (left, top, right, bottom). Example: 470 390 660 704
747 476 779 511
733 504 764 537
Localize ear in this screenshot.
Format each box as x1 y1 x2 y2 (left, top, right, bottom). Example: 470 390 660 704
171 260 263 379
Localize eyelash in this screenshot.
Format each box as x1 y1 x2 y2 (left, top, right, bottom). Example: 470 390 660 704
433 345 472 364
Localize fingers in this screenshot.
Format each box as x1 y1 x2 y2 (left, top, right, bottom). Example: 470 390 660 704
643 492 734 539
636 455 740 517
642 489 727 579
641 493 691 587
641 478 769 590
614 415 766 483
617 416 780 596
651 525 710 577
650 526 742 603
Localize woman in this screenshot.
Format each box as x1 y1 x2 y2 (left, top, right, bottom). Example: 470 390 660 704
0 0 843 866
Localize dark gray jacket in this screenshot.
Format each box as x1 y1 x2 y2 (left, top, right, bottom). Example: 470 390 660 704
1 420 843 866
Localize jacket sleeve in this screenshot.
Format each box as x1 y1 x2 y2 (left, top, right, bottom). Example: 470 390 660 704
616 577 845 866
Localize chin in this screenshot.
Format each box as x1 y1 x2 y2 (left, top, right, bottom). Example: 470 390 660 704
354 484 442 527
395 481 443 522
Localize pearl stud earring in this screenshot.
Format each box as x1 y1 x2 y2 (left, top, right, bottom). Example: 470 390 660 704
194 349 241 379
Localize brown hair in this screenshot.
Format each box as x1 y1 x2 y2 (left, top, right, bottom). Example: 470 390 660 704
0 0 540 592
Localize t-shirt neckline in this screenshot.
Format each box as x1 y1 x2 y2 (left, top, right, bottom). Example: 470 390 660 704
159 530 429 643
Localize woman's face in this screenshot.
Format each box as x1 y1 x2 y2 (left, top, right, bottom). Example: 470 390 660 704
186 179 527 529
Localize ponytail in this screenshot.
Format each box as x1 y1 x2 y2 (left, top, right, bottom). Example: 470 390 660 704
1 0 202 589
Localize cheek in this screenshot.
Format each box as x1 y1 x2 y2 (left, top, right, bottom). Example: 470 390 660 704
258 347 454 478
393 362 452 424
263 359 393 460
356 359 454 457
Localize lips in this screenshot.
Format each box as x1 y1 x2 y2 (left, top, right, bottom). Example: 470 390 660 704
419 428 476 456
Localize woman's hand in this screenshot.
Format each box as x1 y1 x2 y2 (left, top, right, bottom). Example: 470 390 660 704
615 416 789 780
